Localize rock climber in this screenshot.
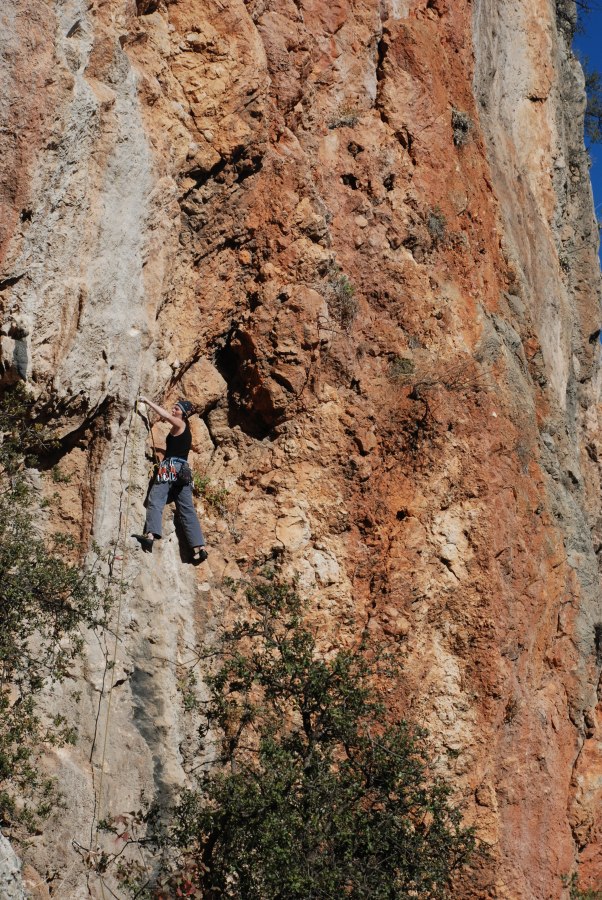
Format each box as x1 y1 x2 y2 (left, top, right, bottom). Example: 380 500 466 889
137 396 208 565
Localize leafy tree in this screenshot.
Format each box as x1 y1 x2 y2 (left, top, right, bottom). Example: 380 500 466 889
576 0 602 12
168 574 476 899
556 0 602 144
0 384 107 830
584 62 602 144
573 2 602 145
557 1 602 41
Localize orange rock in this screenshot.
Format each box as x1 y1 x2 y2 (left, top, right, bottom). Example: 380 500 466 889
0 0 599 895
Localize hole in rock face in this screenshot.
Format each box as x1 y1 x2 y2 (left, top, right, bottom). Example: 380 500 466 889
347 141 364 157
215 326 281 440
136 0 159 13
0 273 25 292
383 173 395 191
341 173 359 189
396 509 408 521
248 291 262 311
589 329 600 345
234 153 263 184
395 128 414 160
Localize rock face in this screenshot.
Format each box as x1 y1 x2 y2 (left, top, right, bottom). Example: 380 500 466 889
0 833 27 900
0 0 601 896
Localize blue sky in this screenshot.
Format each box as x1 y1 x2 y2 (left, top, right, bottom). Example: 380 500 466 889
574 7 602 263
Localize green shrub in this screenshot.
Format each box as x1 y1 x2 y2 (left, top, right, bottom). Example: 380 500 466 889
51 465 72 484
389 356 416 379
0 385 108 830
584 60 602 144
168 573 476 899
192 473 229 514
564 871 602 899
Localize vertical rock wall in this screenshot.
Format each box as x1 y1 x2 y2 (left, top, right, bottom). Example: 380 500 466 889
0 0 600 896
473 0 602 892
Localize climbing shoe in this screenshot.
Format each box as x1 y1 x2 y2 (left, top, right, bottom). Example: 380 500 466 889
191 547 208 566
139 534 154 553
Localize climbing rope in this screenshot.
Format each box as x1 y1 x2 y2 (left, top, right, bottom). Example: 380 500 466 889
93 398 143 899
86 396 182 896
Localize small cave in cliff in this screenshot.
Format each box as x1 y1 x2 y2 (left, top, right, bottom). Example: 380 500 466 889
215 327 281 440
136 0 159 14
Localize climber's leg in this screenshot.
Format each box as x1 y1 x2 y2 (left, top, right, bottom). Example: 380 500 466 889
173 484 206 550
144 480 171 539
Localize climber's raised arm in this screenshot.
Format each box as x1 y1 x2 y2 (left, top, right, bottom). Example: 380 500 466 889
138 396 185 432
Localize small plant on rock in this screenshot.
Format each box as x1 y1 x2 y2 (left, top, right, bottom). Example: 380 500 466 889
451 108 473 147
51 465 72 484
563 872 602 899
325 265 358 330
427 206 447 248
192 473 229 515
384 357 481 464
328 103 361 130
389 356 416 379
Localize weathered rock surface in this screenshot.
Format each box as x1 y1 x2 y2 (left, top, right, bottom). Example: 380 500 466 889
0 0 601 896
0 833 27 900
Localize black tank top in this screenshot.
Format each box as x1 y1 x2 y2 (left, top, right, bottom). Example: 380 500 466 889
165 420 191 460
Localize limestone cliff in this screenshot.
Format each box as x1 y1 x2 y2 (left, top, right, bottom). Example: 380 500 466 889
0 0 601 896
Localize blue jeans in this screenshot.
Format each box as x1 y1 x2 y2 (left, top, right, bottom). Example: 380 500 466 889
144 463 205 549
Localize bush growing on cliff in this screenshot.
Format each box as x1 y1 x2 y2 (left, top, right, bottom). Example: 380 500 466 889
427 206 447 248
557 0 602 37
0 385 107 830
166 573 476 899
451 109 473 147
565 872 602 898
191 472 229 515
583 61 602 144
562 3 602 144
328 102 361 130
325 265 358 330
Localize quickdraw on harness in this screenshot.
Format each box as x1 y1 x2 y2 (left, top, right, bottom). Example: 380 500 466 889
156 456 193 486
157 458 178 483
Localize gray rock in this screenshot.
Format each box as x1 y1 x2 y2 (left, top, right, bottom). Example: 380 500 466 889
0 834 26 900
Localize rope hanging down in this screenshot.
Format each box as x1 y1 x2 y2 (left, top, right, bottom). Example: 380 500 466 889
93 398 144 899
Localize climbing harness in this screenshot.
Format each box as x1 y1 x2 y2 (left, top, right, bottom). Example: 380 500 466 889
156 456 193 486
